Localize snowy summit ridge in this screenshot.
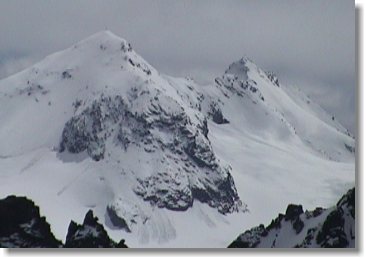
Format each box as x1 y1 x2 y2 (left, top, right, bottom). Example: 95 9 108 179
0 31 355 247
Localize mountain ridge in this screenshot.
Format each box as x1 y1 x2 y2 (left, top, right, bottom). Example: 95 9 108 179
229 188 355 248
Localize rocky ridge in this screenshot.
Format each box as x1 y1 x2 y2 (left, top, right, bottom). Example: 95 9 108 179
228 188 355 248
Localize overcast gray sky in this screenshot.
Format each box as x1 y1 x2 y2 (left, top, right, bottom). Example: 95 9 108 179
0 0 355 134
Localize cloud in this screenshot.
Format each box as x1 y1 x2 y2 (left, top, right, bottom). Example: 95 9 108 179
0 0 355 133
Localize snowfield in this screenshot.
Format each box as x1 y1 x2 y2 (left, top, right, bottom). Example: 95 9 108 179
0 31 355 248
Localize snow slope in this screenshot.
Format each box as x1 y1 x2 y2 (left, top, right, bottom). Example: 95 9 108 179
0 31 355 247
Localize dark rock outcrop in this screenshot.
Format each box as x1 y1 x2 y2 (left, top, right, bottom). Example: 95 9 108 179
265 71 280 87
285 204 303 221
0 196 62 248
284 204 304 234
315 188 355 248
207 102 229 124
65 210 127 248
292 217 305 234
315 209 347 247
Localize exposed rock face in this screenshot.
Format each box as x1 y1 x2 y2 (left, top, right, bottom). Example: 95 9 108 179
315 209 348 247
65 210 127 248
60 90 243 215
315 188 355 248
228 188 355 248
207 102 229 124
60 95 129 161
265 71 280 87
215 58 265 102
285 204 304 221
0 196 62 248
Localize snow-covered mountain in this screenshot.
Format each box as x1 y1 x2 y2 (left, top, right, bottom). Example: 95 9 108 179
0 31 355 247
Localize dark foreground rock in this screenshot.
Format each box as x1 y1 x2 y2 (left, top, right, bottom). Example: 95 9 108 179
0 196 62 248
228 188 355 248
65 210 127 248
0 196 128 248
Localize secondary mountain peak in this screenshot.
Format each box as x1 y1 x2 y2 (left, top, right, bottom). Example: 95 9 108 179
223 57 280 88
224 56 254 81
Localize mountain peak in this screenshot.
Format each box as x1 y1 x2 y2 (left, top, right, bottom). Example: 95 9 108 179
238 56 253 64
224 56 255 81
81 30 126 43
73 30 132 54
